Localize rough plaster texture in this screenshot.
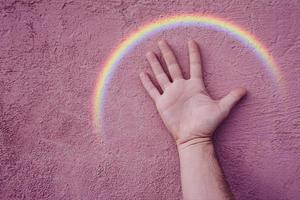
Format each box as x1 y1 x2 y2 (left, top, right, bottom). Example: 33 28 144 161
1 0 300 199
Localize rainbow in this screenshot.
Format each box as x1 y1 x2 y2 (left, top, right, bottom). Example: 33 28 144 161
92 14 282 134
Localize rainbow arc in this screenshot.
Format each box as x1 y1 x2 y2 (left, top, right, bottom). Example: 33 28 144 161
92 14 282 134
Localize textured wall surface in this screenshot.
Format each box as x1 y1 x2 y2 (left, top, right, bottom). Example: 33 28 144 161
1 0 300 199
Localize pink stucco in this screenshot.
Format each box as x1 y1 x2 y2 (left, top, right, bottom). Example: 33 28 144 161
1 1 300 199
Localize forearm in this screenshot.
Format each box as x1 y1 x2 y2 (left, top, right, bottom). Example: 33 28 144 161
177 138 233 200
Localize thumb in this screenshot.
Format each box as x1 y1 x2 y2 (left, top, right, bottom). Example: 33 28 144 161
219 87 247 114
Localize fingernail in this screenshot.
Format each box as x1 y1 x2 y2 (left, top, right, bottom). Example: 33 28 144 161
158 40 165 45
237 87 247 96
139 72 145 77
146 51 152 57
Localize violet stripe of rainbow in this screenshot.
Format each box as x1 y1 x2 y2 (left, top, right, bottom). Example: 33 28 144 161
93 14 282 134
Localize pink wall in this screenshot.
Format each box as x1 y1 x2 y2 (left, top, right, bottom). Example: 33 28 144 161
1 1 300 199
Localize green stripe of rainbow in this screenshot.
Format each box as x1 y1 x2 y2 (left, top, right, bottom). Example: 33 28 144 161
92 14 282 134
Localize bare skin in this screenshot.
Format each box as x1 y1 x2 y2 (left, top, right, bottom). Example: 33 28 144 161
139 40 246 200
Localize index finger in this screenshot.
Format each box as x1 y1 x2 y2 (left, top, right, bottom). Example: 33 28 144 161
158 40 183 80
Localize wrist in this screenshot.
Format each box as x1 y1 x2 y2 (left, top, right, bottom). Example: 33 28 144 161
176 136 213 152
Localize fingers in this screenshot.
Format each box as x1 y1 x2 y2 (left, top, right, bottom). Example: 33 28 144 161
158 40 183 80
139 72 160 101
146 52 170 90
188 40 203 79
219 87 247 114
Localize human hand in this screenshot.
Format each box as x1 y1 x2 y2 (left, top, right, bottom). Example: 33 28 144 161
139 40 246 147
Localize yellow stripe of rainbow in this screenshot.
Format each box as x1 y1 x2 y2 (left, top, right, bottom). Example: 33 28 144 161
92 14 282 134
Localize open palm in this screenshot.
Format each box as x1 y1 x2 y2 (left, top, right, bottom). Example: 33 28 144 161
140 40 246 145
